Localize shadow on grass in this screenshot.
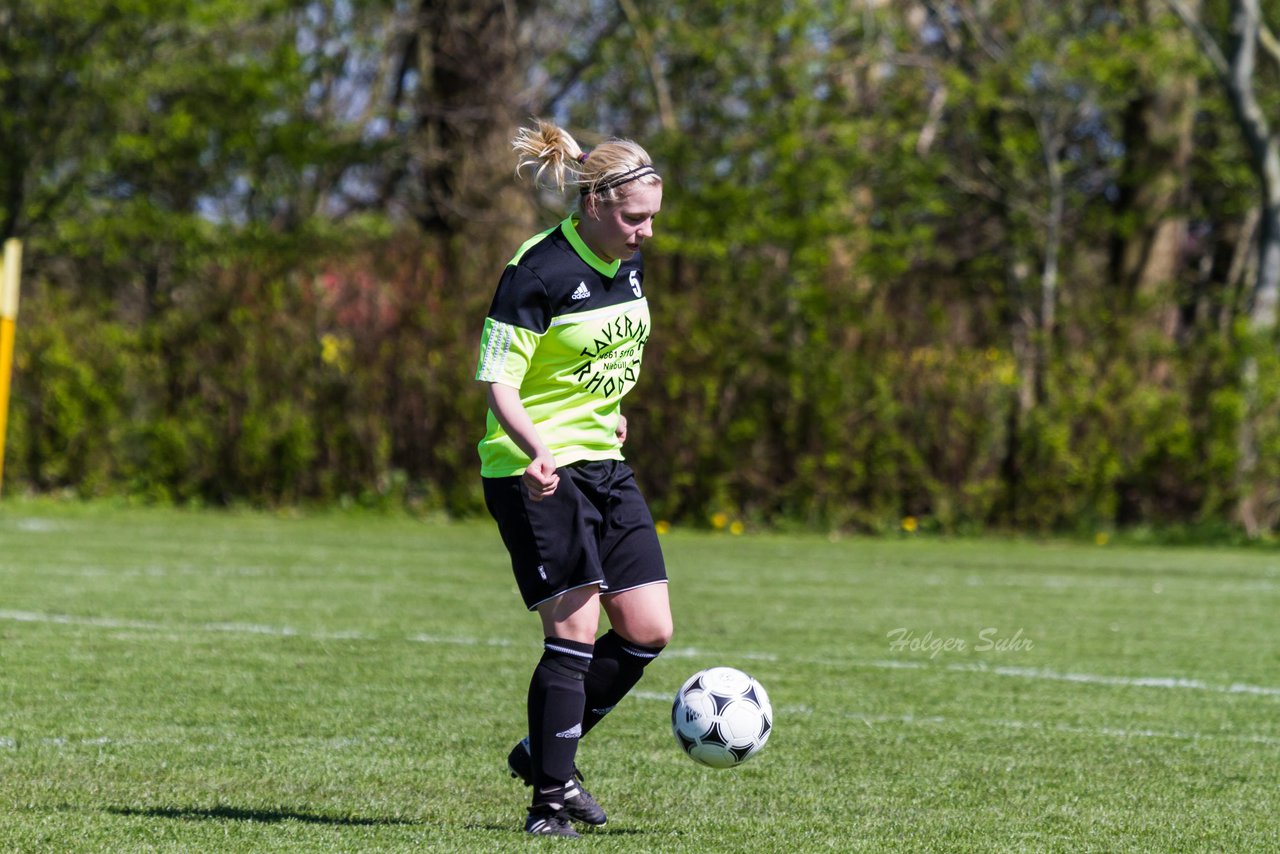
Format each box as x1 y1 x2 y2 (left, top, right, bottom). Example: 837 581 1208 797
107 805 419 827
109 806 650 835
466 822 650 837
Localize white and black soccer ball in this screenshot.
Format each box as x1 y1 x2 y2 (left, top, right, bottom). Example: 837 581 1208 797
671 667 772 768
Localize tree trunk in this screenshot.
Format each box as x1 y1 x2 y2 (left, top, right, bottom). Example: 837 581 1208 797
1110 0 1198 340
400 0 537 236
1167 0 1280 533
1228 0 1280 534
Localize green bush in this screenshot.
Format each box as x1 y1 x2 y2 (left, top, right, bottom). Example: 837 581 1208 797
0 229 1265 536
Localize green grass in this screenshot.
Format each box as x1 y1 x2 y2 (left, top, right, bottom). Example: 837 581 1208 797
1 500 1278 852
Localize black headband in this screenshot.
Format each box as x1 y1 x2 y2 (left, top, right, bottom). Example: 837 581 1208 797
580 164 658 195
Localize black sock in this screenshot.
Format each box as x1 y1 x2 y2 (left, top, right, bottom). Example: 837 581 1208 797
528 637 593 805
580 629 665 738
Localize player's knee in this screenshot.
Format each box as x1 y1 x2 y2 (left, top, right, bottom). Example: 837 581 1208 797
555 614 601 645
655 620 674 648
638 618 673 649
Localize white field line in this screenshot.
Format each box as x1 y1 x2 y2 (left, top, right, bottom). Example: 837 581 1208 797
0 609 369 642
800 655 1280 697
0 733 408 751
838 712 1280 746
882 659 1280 697
630 692 1280 746
0 608 514 647
951 573 1280 594
3 608 1278 698
9 560 1280 594
406 633 515 647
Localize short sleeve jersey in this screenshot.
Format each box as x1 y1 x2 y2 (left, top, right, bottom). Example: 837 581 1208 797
475 215 651 477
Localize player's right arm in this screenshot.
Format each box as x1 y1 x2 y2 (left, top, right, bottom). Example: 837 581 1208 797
485 382 559 500
477 256 557 496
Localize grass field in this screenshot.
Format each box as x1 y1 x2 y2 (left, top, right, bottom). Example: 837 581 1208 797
1 500 1278 852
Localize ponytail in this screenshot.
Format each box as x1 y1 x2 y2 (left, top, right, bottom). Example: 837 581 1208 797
513 119 661 203
512 120 586 193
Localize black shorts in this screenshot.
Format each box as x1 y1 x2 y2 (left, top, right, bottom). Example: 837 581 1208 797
483 460 668 611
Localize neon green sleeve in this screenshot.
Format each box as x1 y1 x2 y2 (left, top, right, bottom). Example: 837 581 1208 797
476 317 543 388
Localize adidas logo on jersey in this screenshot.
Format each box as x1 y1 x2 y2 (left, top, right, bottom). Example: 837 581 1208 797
571 282 591 300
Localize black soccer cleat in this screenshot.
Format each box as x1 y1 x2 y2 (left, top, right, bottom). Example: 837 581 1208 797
558 779 607 827
524 808 581 838
507 738 607 826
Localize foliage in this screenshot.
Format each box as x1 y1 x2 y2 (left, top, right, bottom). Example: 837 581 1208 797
2 0 1279 535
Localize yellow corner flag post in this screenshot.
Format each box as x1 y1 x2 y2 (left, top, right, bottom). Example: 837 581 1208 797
0 238 23 495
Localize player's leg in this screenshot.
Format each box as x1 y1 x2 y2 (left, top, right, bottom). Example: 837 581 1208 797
581 461 672 737
482 472 607 835
524 585 605 834
600 578 672 647
584 581 672 736
537 582 601 642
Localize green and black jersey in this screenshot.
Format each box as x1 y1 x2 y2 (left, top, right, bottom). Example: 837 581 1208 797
476 216 651 477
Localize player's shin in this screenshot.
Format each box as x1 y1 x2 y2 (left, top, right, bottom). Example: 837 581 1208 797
527 637 593 805
580 628 665 737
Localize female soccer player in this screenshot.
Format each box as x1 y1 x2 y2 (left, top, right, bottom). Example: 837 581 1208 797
475 120 674 838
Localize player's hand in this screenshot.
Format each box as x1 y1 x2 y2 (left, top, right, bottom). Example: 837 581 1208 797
616 414 628 445
523 453 559 501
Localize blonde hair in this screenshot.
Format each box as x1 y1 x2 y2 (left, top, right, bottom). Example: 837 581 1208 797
513 119 661 204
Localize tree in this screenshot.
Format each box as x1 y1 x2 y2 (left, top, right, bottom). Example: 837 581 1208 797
1167 0 1280 532
1108 0 1200 339
917 1 1148 521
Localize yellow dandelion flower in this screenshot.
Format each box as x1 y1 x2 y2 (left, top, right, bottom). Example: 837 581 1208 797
320 332 351 371
901 516 919 533
321 333 342 365
729 521 744 536
655 520 671 535
1095 532 1110 546
711 512 729 530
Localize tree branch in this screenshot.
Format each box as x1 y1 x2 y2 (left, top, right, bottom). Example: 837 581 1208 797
917 83 947 156
1257 13 1280 69
534 14 627 114
616 0 676 132
1164 0 1230 76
